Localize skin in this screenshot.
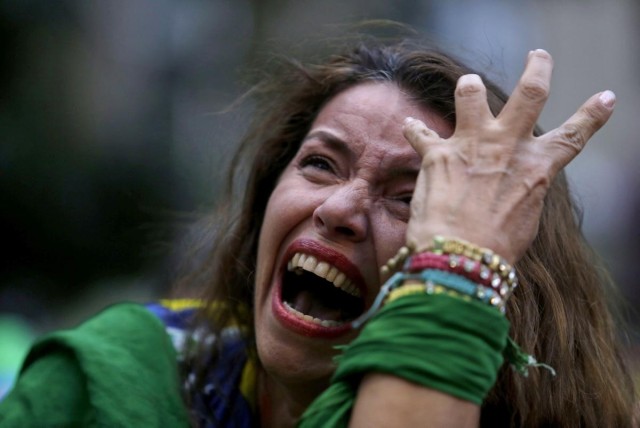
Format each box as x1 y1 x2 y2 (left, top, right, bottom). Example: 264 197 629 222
254 81 453 426
254 49 615 427
404 49 615 262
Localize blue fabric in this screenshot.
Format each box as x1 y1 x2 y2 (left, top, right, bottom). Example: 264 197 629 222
146 301 257 428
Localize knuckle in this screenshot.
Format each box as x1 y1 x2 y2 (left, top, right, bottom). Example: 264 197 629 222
582 103 606 125
558 124 586 152
521 160 553 192
524 176 551 194
533 168 552 190
523 176 551 200
519 79 549 102
423 145 448 166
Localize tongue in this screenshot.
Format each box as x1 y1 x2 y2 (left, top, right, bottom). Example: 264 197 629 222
291 290 343 321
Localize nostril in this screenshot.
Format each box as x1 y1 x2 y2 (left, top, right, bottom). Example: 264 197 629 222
314 213 325 229
312 191 368 241
314 211 356 237
335 226 355 237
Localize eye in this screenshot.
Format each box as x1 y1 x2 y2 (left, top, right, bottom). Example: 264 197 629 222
389 193 413 209
385 191 414 222
395 194 413 205
300 155 334 173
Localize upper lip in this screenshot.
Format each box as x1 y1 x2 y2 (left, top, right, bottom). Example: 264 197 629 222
281 239 368 302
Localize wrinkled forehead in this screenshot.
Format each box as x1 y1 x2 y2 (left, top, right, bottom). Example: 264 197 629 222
308 82 451 164
314 81 453 140
295 83 435 180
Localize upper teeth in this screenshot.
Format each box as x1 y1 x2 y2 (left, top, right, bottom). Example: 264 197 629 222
287 252 362 297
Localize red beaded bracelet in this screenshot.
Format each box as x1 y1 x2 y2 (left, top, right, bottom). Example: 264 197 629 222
406 252 514 299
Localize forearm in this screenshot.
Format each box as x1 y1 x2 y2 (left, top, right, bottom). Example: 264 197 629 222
350 373 479 428
298 293 507 427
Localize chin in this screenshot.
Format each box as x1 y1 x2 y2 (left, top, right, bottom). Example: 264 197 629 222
255 311 339 401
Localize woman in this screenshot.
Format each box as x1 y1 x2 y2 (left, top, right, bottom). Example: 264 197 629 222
1 36 636 427
171 37 635 426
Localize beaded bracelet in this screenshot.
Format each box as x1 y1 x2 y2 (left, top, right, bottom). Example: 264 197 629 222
407 252 489 282
428 236 518 289
380 244 413 276
406 252 514 300
407 269 505 310
382 237 517 288
386 281 473 305
351 268 506 329
353 236 516 328
357 238 554 379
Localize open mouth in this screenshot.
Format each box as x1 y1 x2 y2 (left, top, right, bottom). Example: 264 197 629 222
279 252 366 329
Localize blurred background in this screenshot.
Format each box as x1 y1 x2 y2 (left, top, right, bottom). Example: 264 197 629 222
1 0 639 391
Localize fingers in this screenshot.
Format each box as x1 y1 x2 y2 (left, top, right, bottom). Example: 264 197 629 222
498 49 554 136
544 90 616 173
454 74 493 132
402 117 442 156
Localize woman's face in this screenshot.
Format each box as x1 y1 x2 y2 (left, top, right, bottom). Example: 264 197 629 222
254 82 453 398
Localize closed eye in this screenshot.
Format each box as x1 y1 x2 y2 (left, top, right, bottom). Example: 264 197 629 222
396 194 413 205
390 191 413 205
386 192 413 222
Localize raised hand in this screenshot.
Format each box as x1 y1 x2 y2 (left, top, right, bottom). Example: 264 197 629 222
402 49 616 263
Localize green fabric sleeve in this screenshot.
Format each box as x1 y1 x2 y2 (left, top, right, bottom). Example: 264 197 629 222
0 303 190 427
0 351 92 427
299 293 510 427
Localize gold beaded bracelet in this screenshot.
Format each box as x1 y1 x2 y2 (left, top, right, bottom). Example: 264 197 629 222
376 236 518 310
353 236 513 328
380 244 414 276
428 236 518 289
386 281 472 304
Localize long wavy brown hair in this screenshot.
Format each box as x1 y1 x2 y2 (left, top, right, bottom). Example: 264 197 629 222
175 34 637 427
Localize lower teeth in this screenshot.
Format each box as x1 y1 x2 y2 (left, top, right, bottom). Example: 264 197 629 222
283 301 343 327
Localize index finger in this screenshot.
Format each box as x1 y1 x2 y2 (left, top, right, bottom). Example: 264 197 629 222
498 49 554 136
402 117 442 157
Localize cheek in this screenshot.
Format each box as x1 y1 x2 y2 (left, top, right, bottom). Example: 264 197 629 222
261 183 312 245
255 195 286 290
255 181 318 288
372 212 409 268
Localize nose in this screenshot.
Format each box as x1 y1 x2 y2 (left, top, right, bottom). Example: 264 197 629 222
313 181 369 242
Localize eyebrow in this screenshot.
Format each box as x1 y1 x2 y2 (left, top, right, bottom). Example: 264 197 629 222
302 129 421 180
387 165 420 180
302 130 352 157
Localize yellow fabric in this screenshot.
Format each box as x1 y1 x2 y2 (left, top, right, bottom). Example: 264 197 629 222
158 299 207 311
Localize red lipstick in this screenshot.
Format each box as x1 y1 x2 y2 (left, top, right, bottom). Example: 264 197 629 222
271 239 367 338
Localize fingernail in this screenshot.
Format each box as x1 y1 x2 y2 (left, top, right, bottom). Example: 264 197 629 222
599 90 616 108
459 74 482 84
528 49 550 62
404 116 415 125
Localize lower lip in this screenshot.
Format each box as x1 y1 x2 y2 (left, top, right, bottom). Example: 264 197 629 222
272 278 353 338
